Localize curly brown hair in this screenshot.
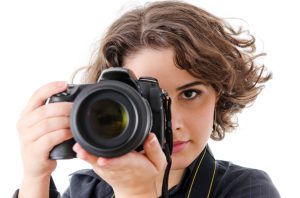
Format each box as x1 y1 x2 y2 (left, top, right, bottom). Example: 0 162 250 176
75 0 271 140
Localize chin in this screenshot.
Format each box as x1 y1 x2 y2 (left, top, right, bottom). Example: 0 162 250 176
170 155 193 170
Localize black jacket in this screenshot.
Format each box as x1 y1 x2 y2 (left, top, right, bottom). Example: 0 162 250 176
13 147 280 198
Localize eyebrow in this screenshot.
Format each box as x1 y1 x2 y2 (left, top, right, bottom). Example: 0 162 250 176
176 81 204 91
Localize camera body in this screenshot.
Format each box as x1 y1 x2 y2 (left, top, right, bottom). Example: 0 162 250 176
49 67 167 159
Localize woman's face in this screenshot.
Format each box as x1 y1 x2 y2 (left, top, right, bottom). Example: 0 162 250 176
124 48 217 170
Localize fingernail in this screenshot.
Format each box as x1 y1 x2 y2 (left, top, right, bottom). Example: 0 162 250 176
149 133 157 145
97 158 109 166
57 81 67 88
72 143 79 152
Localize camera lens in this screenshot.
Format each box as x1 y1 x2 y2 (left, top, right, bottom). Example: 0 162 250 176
89 99 128 139
71 81 152 157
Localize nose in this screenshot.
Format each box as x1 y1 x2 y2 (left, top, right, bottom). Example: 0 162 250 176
170 102 183 131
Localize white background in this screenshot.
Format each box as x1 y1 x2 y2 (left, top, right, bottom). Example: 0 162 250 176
0 0 299 197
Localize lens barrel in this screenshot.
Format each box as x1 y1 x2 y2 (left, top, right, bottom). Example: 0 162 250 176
70 80 152 157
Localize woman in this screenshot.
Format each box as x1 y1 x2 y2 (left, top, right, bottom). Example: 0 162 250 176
15 1 280 197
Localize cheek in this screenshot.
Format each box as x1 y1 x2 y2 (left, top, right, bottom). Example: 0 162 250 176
189 102 215 138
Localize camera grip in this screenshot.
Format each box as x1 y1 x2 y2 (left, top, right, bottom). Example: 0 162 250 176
49 138 76 160
47 85 78 160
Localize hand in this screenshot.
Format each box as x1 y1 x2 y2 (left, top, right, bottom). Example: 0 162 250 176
17 81 73 179
73 133 167 198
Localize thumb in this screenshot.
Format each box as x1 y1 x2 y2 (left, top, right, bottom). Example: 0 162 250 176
143 133 167 172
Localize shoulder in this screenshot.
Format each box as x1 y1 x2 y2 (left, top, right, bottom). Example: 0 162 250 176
212 160 280 198
63 169 113 198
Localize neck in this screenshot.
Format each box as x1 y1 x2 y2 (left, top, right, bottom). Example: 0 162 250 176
156 168 185 196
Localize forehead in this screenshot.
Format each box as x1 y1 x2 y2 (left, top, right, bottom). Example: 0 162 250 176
124 48 174 77
123 48 200 87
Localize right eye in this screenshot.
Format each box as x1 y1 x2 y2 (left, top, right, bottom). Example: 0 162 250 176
181 89 201 100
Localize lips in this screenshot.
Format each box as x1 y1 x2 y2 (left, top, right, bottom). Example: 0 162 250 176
172 140 189 153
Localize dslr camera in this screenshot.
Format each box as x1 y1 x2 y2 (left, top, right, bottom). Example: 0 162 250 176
49 67 169 159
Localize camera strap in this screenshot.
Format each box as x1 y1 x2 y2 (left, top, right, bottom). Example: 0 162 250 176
186 146 216 198
161 94 173 198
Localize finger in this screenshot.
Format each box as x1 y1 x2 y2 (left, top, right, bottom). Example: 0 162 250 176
143 133 167 172
18 102 72 129
73 143 98 164
21 81 67 116
35 129 73 158
95 151 143 171
28 116 70 142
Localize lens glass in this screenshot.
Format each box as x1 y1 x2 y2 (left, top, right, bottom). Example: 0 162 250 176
89 99 128 139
